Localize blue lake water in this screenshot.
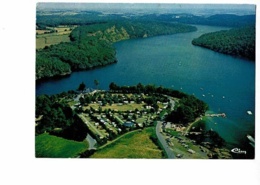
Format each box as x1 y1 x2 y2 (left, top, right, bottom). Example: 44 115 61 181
36 25 255 156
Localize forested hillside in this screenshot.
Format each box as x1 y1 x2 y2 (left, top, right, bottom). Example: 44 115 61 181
36 21 197 80
192 26 255 60
36 94 89 141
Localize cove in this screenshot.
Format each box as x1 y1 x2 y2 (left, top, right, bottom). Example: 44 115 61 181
36 25 255 157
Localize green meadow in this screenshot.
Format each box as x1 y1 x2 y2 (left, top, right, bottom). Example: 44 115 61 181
35 133 88 158
90 127 164 159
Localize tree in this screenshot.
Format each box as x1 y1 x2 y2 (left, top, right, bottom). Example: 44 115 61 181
77 82 86 92
94 79 99 89
167 105 195 125
109 82 118 91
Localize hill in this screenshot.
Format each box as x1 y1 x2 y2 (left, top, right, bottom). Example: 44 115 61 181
192 26 255 60
138 14 256 28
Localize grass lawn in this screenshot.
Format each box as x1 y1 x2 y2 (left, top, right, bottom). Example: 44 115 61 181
90 127 164 158
136 117 147 124
35 133 88 158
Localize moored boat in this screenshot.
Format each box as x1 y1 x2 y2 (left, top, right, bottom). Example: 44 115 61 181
247 134 255 143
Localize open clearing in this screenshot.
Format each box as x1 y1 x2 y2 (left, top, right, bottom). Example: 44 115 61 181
35 133 88 158
36 26 76 49
90 127 164 158
36 34 71 49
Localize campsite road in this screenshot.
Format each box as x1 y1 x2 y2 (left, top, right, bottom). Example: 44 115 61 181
156 121 175 159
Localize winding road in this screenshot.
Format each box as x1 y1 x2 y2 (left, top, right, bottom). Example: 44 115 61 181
156 121 176 159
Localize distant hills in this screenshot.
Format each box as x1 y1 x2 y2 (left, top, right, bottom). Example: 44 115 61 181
136 13 255 27
37 10 256 28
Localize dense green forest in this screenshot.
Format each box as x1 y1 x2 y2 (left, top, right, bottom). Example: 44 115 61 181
166 96 208 125
141 14 256 27
36 21 197 80
192 26 255 60
36 36 116 80
36 94 88 141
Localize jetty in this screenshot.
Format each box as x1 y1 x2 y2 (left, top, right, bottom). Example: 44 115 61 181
205 113 226 118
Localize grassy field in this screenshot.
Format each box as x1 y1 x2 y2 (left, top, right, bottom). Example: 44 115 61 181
36 26 76 49
35 133 88 158
36 34 71 49
91 127 164 158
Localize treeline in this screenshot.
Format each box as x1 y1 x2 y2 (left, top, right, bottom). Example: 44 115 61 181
36 21 197 80
36 94 88 141
138 14 256 28
166 96 208 125
36 11 122 27
109 82 189 99
192 26 255 60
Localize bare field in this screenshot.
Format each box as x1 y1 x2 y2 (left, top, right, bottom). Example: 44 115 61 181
36 30 52 34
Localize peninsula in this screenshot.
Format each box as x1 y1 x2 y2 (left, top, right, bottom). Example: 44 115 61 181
36 83 232 159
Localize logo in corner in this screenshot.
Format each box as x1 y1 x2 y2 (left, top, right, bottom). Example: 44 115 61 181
231 148 247 155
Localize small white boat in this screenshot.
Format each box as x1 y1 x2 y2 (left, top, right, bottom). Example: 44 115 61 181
223 96 225 99
202 94 205 97
247 111 253 115
247 135 255 143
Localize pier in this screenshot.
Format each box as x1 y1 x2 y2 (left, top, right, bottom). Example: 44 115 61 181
205 113 226 118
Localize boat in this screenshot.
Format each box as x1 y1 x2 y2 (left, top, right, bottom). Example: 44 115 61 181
247 111 253 115
247 135 255 143
202 94 205 97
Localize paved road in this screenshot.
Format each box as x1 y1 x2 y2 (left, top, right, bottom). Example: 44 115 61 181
156 121 175 159
86 134 97 150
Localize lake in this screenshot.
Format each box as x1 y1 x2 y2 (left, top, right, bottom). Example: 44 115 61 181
36 25 255 158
